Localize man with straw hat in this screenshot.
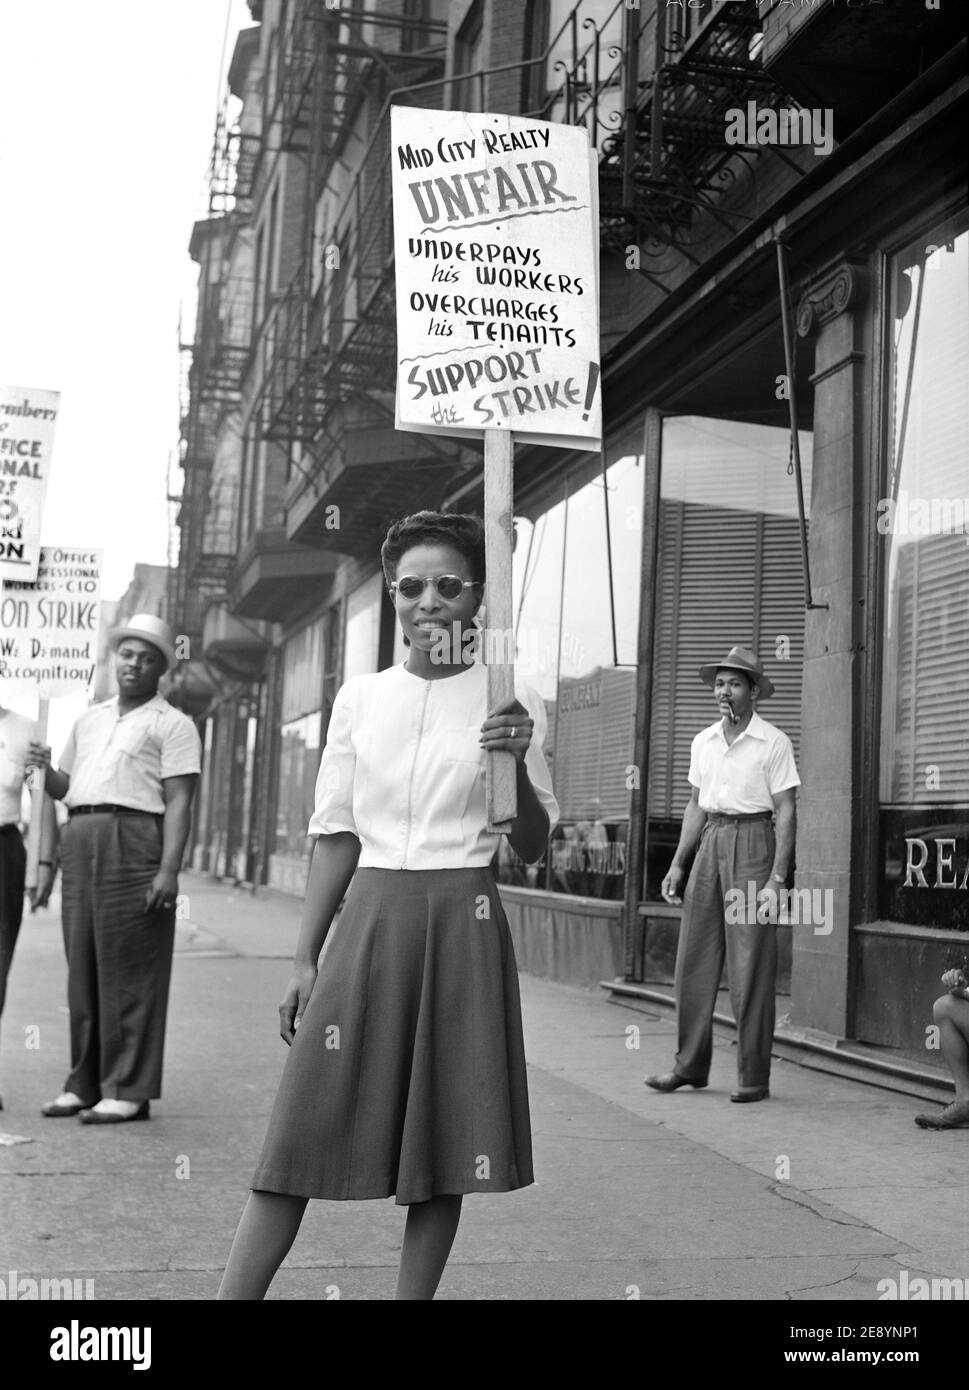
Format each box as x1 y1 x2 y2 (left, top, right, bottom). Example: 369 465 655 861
28 614 201 1124
645 646 799 1103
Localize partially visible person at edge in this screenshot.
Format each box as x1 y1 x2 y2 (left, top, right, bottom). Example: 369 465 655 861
914 965 969 1130
218 510 559 1301
27 614 201 1125
0 701 58 1110
645 646 799 1104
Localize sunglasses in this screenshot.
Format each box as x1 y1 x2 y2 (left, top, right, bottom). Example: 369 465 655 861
390 574 479 601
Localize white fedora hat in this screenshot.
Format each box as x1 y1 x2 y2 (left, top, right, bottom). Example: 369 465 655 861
111 613 177 671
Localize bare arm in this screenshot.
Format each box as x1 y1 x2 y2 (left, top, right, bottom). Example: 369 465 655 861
26 741 70 800
160 774 197 874
145 773 198 911
507 761 550 864
29 796 60 910
662 789 707 903
280 831 361 1044
293 833 361 967
769 787 797 880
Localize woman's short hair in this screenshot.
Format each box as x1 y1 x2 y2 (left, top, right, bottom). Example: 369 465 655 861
380 510 486 590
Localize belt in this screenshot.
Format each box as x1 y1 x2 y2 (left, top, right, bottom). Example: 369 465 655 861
0 822 22 836
68 804 160 818
705 811 773 824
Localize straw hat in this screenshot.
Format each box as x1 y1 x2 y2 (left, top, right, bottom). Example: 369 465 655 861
110 613 177 671
698 645 775 699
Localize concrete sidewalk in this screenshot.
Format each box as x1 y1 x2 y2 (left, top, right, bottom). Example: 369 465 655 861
0 873 965 1301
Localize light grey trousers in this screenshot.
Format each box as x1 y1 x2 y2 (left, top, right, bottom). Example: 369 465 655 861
674 815 778 1089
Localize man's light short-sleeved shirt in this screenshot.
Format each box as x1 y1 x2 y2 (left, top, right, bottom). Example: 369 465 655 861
0 709 36 825
688 710 800 814
60 694 202 815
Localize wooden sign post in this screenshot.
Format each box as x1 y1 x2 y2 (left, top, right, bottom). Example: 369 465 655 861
390 107 601 840
24 697 49 892
484 428 516 831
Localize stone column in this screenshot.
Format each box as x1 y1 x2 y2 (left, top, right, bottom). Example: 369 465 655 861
791 255 868 1037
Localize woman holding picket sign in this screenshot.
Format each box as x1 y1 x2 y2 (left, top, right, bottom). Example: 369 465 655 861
218 510 558 1300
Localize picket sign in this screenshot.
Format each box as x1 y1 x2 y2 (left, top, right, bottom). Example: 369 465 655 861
1 546 102 888
390 107 601 833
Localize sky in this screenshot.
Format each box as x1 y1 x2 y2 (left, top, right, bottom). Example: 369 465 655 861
0 0 251 738
0 0 251 598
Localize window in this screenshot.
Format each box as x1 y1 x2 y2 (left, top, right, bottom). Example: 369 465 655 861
453 1 484 112
496 420 644 896
878 220 969 928
644 416 813 901
343 572 385 679
521 0 550 113
274 620 326 858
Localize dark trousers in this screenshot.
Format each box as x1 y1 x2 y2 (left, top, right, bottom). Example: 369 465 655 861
59 812 176 1102
674 816 777 1089
0 824 27 1028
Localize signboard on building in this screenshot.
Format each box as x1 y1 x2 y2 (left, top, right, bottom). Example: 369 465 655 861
0 546 102 696
0 386 60 582
391 106 600 450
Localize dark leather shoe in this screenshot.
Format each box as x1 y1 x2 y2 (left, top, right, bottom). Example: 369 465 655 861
645 1072 707 1092
79 1101 150 1125
914 1101 969 1129
41 1098 93 1117
730 1087 770 1103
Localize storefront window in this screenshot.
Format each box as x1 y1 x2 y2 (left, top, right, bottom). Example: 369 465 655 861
644 416 813 900
343 571 384 679
273 619 325 858
878 221 969 929
497 419 644 896
275 713 322 857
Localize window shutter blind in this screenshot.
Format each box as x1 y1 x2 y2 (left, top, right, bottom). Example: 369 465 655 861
887 536 969 804
649 499 807 820
554 667 637 821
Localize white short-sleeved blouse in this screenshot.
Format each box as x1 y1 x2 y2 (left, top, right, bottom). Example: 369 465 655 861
308 660 559 869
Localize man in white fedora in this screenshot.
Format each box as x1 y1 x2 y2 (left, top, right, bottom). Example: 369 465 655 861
28 614 201 1124
645 646 799 1102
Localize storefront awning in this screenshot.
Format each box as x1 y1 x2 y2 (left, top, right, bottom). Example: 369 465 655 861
232 526 339 621
201 603 271 681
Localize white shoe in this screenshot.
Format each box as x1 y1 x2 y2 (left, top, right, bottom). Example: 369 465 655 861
41 1091 90 1117
84 1099 142 1119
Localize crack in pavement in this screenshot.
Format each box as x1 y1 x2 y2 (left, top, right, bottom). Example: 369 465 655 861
782 1262 865 1299
770 1183 877 1230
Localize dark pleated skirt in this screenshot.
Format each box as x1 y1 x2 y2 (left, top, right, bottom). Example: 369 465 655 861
250 866 534 1206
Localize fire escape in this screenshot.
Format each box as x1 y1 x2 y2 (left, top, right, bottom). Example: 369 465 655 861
257 0 476 555
254 0 825 556
172 152 257 708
